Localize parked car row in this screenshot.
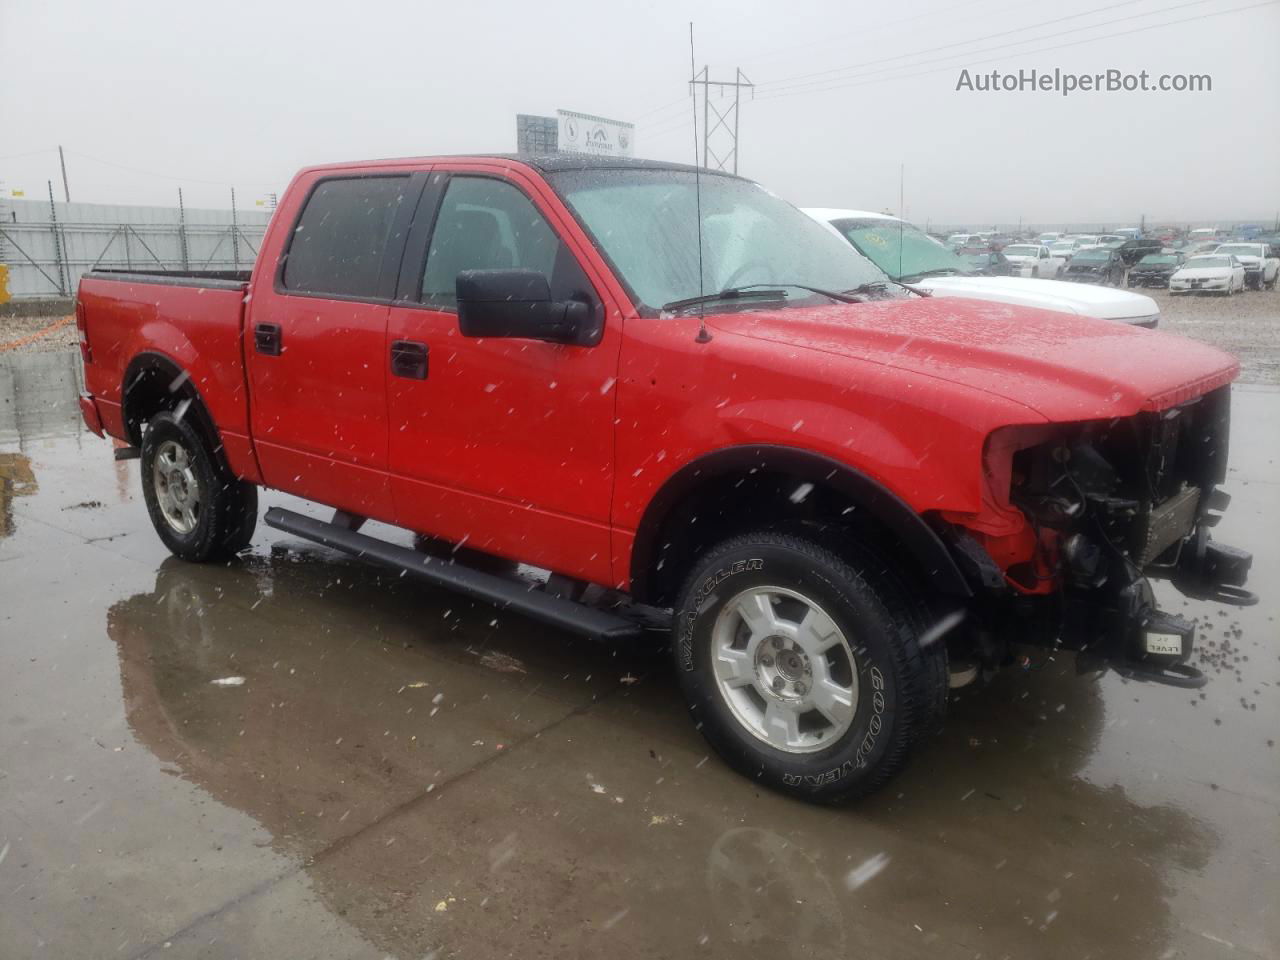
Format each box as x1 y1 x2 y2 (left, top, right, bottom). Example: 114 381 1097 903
1128 243 1278 293
805 209 1161 326
933 225 1280 296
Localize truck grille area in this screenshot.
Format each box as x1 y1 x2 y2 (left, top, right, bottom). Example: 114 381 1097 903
1010 385 1230 575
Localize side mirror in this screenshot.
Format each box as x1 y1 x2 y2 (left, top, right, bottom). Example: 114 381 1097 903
456 269 597 346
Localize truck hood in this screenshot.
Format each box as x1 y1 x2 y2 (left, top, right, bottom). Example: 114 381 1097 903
911 275 1158 323
712 297 1237 422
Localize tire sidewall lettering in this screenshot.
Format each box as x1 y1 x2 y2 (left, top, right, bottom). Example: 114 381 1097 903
678 558 763 671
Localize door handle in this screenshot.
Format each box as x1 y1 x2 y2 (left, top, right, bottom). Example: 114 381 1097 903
390 340 428 380
254 323 282 356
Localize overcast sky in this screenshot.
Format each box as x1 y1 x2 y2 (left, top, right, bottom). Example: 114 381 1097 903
2 0 1277 226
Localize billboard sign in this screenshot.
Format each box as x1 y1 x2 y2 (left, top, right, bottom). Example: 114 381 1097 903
556 110 634 157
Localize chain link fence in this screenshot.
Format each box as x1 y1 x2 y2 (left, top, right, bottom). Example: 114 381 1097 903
0 197 272 301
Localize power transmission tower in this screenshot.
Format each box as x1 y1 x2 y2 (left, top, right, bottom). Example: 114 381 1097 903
689 67 754 173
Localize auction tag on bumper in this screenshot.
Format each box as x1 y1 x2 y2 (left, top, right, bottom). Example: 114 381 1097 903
1145 632 1184 656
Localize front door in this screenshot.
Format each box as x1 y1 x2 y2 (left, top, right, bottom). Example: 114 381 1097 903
246 172 418 519
384 167 621 585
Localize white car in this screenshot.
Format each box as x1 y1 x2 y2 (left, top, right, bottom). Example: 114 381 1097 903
1001 243 1067 279
1036 231 1063 244
1049 239 1082 260
1212 242 1279 290
804 208 1161 327
1169 255 1247 295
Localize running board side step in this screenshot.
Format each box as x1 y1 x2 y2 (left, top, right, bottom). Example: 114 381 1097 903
263 507 643 641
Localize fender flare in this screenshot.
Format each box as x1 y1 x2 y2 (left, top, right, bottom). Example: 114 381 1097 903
629 444 972 603
121 350 221 452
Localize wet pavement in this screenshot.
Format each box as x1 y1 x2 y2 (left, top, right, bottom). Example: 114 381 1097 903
2 348 1277 960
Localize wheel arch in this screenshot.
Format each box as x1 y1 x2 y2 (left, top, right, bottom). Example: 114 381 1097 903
121 351 224 458
628 445 972 607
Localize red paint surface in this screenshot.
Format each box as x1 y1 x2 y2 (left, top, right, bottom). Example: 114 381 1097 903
76 157 1240 592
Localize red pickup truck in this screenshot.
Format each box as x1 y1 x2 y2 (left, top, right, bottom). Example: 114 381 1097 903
76 155 1254 803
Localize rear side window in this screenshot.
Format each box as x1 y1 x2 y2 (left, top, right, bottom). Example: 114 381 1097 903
420 177 564 308
282 176 408 298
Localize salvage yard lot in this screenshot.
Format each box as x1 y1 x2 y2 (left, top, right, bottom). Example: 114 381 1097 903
1152 285 1280 385
2 335 1278 958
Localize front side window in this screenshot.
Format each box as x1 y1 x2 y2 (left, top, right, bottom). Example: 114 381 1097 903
421 177 563 308
282 177 408 298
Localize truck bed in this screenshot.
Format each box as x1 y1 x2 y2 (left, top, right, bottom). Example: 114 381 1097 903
77 268 259 483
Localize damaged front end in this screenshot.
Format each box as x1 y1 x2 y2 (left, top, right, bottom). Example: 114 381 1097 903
950 385 1255 688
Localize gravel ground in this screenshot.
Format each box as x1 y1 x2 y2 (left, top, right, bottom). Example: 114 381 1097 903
1145 283 1280 385
2 285 1276 382
0 314 77 354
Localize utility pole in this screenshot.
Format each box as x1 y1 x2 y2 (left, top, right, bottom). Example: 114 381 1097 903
58 146 70 203
48 180 67 295
230 187 239 270
689 67 754 173
177 188 190 271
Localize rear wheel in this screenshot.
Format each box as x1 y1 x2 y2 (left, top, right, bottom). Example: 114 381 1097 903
672 532 947 804
140 411 257 562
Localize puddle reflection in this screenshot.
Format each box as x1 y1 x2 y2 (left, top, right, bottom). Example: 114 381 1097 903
0 349 85 446
107 552 1218 960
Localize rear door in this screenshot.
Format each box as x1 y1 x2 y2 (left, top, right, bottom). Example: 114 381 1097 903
383 165 623 585
246 171 422 519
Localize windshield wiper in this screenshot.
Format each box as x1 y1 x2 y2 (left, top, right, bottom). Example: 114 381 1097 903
844 279 931 298
662 283 856 313
662 287 789 312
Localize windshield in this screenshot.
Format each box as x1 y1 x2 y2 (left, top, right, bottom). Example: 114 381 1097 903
1073 250 1110 262
1004 245 1038 257
549 169 883 309
1186 256 1232 268
830 218 972 281
1139 254 1178 265
1215 245 1259 256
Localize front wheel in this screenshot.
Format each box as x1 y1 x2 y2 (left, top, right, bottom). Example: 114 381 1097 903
140 410 257 562
672 532 947 804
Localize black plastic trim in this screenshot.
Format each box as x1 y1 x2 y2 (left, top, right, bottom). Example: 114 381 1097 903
264 507 643 640
394 171 448 303
89 270 249 292
629 445 973 603
120 350 223 451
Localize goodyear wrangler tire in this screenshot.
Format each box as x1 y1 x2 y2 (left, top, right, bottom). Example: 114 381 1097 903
140 411 257 563
672 532 946 804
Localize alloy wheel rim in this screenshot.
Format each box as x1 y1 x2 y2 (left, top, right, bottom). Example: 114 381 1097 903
153 439 202 535
710 585 859 754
